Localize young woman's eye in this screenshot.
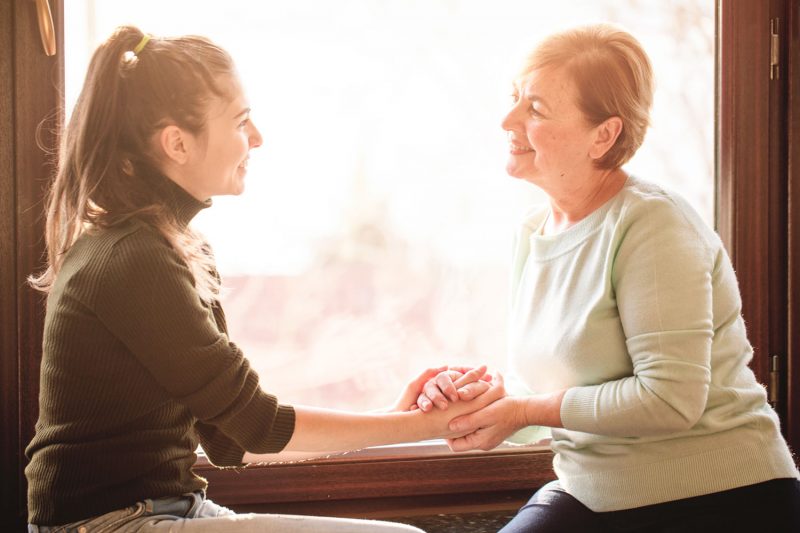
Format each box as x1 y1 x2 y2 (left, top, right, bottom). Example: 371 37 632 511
510 93 520 105
238 118 250 128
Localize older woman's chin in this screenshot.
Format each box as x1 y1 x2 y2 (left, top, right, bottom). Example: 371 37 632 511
505 164 532 182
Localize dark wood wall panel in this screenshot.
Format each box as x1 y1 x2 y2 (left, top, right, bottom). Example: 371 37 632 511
717 0 786 399
1 0 64 529
0 0 20 528
787 0 800 455
15 0 63 459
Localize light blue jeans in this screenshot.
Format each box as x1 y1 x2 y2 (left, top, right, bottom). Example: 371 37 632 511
28 491 425 532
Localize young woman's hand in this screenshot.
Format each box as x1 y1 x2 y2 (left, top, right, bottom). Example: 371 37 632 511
389 365 448 412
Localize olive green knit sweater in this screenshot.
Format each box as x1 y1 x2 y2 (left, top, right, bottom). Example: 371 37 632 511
25 178 295 526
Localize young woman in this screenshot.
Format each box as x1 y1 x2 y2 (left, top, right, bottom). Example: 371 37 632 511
24 26 503 532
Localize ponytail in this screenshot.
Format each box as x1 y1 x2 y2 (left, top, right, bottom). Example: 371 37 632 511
30 26 234 303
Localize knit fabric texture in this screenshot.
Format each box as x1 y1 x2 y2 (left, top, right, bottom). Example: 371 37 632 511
25 177 295 526
508 176 798 512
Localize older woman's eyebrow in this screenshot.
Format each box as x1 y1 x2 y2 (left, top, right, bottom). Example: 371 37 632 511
526 94 550 110
233 107 251 119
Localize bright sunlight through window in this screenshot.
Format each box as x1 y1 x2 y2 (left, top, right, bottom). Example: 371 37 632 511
66 0 714 411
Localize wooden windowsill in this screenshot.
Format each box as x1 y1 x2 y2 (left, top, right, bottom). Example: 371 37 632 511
195 440 555 517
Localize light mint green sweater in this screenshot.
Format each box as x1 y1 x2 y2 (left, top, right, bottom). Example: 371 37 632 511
508 176 798 512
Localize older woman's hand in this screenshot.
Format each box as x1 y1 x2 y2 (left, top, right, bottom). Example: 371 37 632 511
445 387 528 451
415 365 494 412
390 365 491 412
445 387 565 451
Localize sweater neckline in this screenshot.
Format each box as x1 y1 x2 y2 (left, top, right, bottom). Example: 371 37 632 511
158 175 211 227
525 175 634 260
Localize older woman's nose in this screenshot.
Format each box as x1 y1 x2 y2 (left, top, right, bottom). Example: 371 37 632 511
501 105 519 132
248 121 264 149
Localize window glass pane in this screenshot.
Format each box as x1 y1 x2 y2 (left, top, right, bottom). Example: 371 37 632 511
66 0 714 411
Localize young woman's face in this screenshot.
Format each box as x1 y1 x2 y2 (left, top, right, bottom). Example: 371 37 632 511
184 75 263 199
501 66 597 191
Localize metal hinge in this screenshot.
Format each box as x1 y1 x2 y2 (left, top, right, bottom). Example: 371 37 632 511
769 354 780 407
770 18 780 80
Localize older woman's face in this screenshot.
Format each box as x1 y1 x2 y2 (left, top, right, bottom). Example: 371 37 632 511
502 66 596 189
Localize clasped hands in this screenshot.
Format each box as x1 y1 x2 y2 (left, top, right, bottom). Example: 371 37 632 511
393 365 530 452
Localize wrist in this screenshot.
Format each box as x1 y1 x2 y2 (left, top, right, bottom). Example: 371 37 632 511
513 396 533 430
406 406 447 440
523 390 566 428
517 396 534 428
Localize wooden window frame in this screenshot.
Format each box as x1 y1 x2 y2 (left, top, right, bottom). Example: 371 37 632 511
1 0 797 529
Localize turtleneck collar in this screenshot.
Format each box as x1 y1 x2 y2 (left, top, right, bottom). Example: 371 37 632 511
157 174 212 228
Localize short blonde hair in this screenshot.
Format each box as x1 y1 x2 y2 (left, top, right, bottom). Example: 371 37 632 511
521 24 654 169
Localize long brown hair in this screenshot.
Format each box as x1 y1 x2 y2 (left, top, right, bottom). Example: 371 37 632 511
30 26 235 303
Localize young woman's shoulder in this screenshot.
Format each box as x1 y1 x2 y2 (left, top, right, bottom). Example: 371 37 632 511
72 220 186 282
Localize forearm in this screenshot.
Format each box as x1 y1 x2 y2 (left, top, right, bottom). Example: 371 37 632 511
242 449 345 464
558 373 709 436
281 404 457 453
521 390 566 429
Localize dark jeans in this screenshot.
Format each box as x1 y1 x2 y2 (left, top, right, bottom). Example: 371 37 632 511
499 478 800 533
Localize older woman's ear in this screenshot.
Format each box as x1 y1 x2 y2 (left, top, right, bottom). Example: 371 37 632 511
589 116 623 161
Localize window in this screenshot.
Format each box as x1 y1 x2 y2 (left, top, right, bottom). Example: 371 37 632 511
65 0 713 413
2 0 796 529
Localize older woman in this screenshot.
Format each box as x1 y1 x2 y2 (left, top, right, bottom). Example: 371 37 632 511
420 24 800 532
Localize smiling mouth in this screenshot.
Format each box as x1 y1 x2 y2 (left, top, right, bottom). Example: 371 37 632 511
509 143 534 154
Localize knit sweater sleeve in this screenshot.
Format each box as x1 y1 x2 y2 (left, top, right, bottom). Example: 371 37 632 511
559 196 715 436
93 228 295 458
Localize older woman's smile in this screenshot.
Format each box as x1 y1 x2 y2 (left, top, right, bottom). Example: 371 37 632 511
509 142 534 155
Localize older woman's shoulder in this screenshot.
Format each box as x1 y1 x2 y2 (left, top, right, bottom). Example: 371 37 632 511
617 176 720 248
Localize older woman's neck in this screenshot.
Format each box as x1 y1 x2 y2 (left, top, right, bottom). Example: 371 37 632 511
544 168 628 235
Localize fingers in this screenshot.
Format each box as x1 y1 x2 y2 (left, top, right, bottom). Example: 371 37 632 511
456 380 490 401
448 411 477 434
448 394 505 432
418 369 466 411
491 370 505 390
450 365 492 383
476 378 506 406
422 376 451 410
411 366 448 390
447 429 502 452
413 365 496 412
452 365 488 388
435 372 460 402
447 434 474 452
416 392 433 412
393 365 447 413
